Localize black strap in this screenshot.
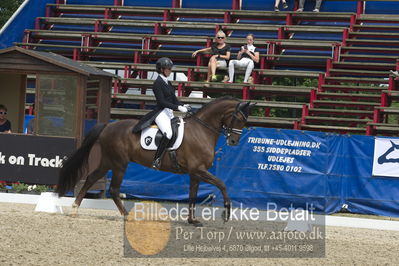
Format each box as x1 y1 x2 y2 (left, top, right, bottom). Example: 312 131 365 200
190 116 221 135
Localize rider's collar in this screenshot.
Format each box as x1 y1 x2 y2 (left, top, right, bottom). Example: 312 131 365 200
159 74 169 85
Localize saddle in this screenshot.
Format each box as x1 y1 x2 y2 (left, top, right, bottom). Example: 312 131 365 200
140 117 185 150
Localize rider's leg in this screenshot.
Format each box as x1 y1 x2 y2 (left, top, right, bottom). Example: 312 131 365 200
153 110 173 169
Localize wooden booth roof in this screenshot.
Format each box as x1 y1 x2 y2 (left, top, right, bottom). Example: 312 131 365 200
0 46 115 78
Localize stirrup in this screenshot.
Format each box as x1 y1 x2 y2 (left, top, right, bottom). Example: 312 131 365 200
152 158 161 170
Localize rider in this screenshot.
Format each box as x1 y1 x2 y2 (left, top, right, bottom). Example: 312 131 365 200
132 57 190 169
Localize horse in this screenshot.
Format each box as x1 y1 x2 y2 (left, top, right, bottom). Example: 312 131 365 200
56 96 254 226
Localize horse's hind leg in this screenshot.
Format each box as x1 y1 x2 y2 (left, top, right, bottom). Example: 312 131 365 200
72 167 108 217
110 167 128 216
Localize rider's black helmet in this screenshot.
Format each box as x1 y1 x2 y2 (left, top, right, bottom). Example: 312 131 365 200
156 57 173 74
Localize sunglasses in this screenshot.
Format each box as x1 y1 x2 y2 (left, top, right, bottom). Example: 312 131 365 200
0 112 7 114
216 36 225 39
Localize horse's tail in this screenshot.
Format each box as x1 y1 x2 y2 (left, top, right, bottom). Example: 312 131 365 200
56 123 107 197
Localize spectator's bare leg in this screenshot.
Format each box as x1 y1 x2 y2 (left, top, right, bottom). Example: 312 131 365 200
206 61 212 82
209 56 218 81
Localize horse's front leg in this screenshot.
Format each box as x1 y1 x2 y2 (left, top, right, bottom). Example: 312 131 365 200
194 168 231 222
188 175 202 227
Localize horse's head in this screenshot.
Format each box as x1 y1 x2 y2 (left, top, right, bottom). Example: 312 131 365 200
223 101 256 146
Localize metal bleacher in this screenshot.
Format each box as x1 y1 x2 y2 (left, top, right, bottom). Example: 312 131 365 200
14 0 399 136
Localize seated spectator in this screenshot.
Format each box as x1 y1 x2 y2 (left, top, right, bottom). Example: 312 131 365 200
296 0 322 12
274 0 288 11
0 104 11 133
192 31 231 83
26 103 35 134
85 107 97 120
226 34 260 84
27 118 35 134
390 70 399 78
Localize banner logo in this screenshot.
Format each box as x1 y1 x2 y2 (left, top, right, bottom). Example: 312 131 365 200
372 138 399 177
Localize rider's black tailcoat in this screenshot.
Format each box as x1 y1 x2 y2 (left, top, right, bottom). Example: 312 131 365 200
132 76 182 133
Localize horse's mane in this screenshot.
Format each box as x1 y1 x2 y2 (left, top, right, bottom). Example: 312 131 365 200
193 96 240 116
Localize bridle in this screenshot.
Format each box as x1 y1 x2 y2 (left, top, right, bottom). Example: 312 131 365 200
222 105 248 138
190 102 248 139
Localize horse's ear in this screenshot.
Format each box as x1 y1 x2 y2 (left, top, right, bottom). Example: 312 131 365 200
249 102 257 109
237 101 249 110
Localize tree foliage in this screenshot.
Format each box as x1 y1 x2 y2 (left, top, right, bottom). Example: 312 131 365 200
0 0 24 29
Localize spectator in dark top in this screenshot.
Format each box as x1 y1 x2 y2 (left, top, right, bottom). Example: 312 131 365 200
192 30 231 83
0 104 11 133
274 0 288 11
296 0 322 12
226 33 260 84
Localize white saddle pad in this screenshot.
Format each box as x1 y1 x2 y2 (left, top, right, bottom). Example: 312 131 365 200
140 117 185 150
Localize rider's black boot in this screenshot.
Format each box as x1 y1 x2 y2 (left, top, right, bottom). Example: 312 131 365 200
152 134 170 170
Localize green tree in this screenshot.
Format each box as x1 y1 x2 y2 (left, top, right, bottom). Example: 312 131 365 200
0 0 24 29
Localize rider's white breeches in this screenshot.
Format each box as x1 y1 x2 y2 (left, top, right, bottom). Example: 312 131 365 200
155 108 174 139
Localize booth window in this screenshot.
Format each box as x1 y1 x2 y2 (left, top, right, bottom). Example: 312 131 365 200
36 75 77 137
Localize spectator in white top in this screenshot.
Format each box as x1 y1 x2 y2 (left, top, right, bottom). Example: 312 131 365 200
226 34 260 84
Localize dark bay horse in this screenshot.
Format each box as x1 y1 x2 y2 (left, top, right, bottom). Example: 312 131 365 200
56 96 254 225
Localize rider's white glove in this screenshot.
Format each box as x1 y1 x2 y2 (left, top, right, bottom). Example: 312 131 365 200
183 104 192 111
178 105 188 113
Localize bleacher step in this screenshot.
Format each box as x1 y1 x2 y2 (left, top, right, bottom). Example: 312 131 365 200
349 32 399 38
321 84 387 92
300 124 365 133
325 76 389 84
331 61 396 71
308 108 374 116
340 54 399 62
341 46 399 54
316 92 381 101
328 68 389 77
305 116 371 124
345 39 399 47
311 100 379 108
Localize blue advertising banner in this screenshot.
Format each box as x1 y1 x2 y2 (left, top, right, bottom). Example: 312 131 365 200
213 128 341 214
116 127 399 218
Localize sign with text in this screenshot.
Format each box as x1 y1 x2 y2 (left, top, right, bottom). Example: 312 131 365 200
0 134 76 184
123 201 325 258
372 138 399 178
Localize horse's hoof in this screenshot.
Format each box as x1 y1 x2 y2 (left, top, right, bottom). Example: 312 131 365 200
188 219 203 227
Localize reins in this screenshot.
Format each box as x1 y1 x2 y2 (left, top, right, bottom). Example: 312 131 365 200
186 102 248 137
190 115 221 135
